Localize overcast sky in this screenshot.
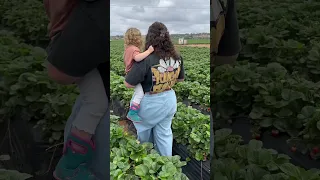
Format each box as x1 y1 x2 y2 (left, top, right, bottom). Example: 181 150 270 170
110 0 210 36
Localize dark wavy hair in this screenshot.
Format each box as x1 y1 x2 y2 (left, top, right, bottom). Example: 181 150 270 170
145 22 180 60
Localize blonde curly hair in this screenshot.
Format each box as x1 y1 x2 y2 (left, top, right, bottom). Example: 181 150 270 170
124 28 143 49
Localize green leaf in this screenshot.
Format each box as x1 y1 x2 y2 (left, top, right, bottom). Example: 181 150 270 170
300 106 316 119
142 157 153 167
135 164 149 177
0 169 32 180
248 140 263 150
266 162 278 171
159 163 177 178
317 120 320 131
275 108 292 117
249 109 263 119
215 128 232 142
279 163 300 177
281 89 303 101
275 154 291 164
244 164 269 180
248 149 273 166
259 118 273 128
51 131 62 140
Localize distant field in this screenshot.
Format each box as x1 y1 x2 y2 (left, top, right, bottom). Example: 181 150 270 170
110 39 124 45
111 38 210 45
172 38 210 44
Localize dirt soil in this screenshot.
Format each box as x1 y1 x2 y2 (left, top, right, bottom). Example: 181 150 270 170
175 44 210 48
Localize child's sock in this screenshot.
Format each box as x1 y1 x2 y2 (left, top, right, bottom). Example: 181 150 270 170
130 102 140 110
127 102 141 122
70 128 92 153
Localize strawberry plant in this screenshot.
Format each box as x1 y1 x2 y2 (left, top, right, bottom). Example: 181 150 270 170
0 31 78 143
172 103 210 161
213 129 320 179
213 61 320 158
110 115 189 179
237 0 320 81
212 0 320 170
110 71 134 107
0 0 49 45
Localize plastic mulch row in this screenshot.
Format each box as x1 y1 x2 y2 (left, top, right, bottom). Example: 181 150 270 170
172 141 210 180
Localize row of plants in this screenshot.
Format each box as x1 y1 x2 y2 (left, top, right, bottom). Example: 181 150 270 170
0 30 77 143
213 62 320 159
212 0 320 178
0 0 49 45
110 71 210 161
0 1 67 179
110 71 210 108
110 43 210 87
110 115 189 179
237 0 320 82
172 103 210 161
213 128 320 180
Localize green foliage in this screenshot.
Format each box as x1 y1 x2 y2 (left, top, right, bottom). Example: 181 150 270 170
0 169 32 180
237 0 320 82
213 129 320 180
0 31 78 142
172 103 210 161
212 0 320 161
0 0 49 45
110 116 189 179
213 62 320 156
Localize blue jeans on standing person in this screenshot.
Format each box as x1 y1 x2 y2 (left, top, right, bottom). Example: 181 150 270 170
132 89 177 156
63 95 110 180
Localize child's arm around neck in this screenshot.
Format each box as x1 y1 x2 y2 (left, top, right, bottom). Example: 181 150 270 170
134 45 154 62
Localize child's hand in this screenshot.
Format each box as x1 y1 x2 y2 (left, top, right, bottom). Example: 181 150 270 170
148 45 154 53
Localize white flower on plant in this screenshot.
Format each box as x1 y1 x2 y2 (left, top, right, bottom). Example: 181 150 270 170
157 58 181 73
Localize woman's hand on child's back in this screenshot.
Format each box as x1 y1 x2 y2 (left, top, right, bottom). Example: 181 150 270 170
147 45 154 53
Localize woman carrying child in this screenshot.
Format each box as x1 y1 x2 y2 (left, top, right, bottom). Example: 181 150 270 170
123 28 154 122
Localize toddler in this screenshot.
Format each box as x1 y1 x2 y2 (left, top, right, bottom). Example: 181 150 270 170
124 27 154 122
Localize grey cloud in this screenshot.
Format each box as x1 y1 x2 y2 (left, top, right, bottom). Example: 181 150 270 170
110 0 209 36
111 0 161 6
132 6 145 12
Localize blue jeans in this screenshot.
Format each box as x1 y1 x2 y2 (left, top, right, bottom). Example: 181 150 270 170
63 95 110 179
133 89 177 156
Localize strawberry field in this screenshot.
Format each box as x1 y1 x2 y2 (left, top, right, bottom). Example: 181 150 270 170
212 0 320 179
110 40 210 179
0 0 80 178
